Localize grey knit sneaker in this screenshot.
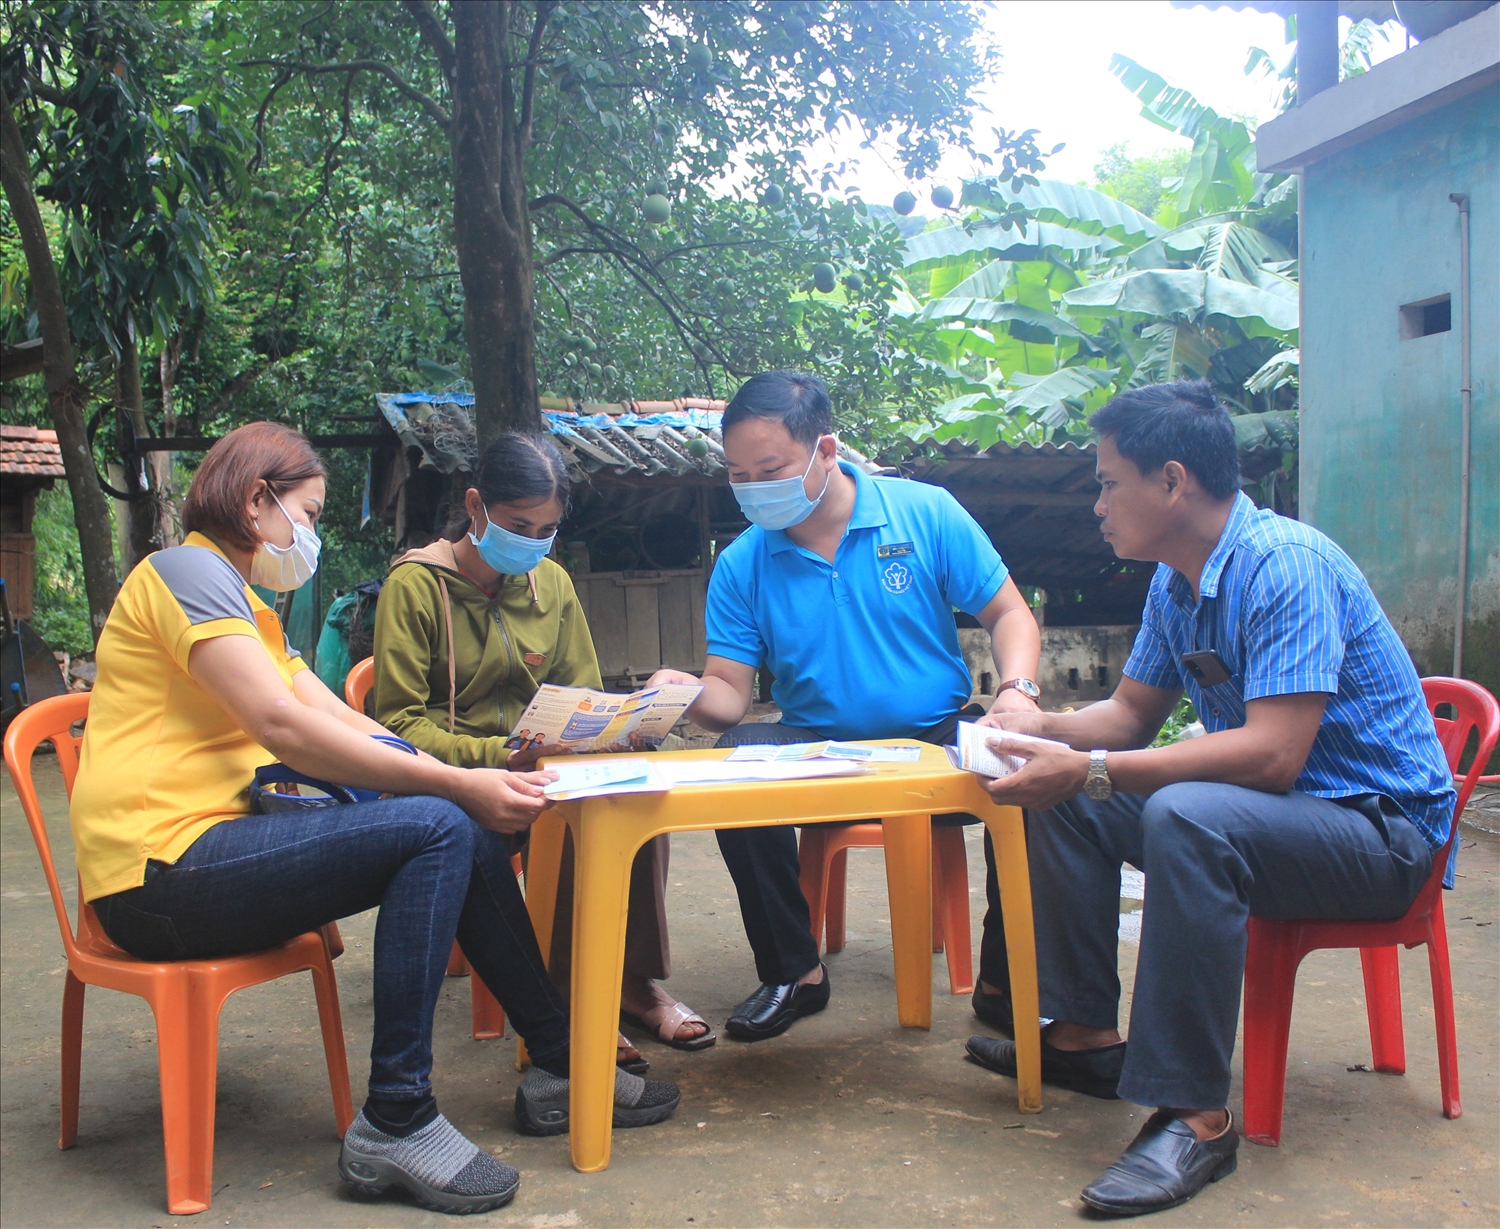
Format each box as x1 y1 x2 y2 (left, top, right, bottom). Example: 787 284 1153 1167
514 1065 680 1136
338 1110 519 1214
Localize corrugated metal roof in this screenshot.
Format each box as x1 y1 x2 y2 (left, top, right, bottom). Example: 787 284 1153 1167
0 425 65 479
374 392 888 480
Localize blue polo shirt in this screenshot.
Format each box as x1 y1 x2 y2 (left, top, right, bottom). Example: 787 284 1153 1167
1124 492 1458 879
706 463 1007 740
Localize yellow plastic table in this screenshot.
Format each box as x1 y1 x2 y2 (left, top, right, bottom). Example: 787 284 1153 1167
526 741 1041 1173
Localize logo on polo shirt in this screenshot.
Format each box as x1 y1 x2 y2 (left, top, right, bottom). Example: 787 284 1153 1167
881 560 913 595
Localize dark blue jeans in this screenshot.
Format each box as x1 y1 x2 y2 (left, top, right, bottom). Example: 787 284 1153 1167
92 797 571 1102
1024 783 1432 1109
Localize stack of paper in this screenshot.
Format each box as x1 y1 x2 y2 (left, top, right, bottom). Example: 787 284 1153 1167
946 721 1069 778
539 755 871 801
725 741 922 764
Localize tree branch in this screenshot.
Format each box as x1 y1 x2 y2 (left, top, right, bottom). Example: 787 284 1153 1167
402 0 457 87
519 0 556 146
240 59 450 131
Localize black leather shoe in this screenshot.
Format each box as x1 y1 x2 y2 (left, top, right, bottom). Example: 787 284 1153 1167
1081 1110 1238 1217
971 983 1014 1037
964 1033 1124 1099
724 964 831 1041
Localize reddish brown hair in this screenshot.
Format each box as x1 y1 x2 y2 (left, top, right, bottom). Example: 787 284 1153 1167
181 422 326 552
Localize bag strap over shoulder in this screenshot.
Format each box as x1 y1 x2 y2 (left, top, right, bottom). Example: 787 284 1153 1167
437 574 457 734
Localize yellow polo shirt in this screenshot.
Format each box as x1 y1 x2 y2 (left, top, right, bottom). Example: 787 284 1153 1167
70 532 307 901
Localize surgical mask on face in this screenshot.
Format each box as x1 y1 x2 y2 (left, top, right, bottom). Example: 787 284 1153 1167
469 508 555 575
250 491 322 592
729 443 834 531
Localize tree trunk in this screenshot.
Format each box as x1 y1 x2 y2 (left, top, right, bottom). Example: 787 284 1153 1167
449 0 542 446
114 326 169 567
0 81 119 642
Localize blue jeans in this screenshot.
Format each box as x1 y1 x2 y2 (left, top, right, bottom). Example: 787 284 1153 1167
92 797 571 1102
1025 783 1432 1109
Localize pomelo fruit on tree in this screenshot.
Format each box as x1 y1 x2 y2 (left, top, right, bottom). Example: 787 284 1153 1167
893 190 916 216
643 194 672 225
713 277 734 294
644 177 669 199
587 361 603 379
931 185 955 210
843 272 863 292
760 184 784 207
812 262 837 293
685 43 713 73
562 352 577 367
687 436 710 458
578 335 598 355
603 365 619 382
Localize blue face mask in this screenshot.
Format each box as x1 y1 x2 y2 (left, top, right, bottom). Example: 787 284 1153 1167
730 443 834 531
469 509 555 575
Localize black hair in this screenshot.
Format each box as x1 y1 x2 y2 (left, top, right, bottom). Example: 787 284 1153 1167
1089 379 1240 500
721 371 833 450
447 431 571 538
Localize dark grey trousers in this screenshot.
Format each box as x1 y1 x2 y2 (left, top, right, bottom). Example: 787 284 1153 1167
1028 782 1433 1109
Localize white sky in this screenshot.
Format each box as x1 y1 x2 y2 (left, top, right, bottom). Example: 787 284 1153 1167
819 0 1406 200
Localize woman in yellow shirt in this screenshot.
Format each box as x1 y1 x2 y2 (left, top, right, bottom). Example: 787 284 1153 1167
71 423 678 1216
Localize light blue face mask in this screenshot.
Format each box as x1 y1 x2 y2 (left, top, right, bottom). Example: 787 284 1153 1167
469 509 555 575
729 442 834 531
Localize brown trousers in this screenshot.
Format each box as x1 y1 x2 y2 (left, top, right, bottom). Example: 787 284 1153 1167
544 831 671 993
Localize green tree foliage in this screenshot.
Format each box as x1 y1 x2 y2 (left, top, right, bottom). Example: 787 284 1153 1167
892 60 1300 467
1091 142 1190 223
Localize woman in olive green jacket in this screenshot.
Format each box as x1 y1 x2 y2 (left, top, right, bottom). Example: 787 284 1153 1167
372 431 713 1057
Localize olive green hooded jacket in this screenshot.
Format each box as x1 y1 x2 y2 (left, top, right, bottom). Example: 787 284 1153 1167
372 539 601 767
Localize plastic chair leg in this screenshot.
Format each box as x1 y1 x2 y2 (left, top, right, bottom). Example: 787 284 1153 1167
931 859 946 954
1359 946 1406 1074
151 983 223 1216
320 922 345 959
797 826 830 953
1425 896 1462 1119
308 955 355 1137
825 848 849 954
447 941 470 977
471 969 506 1040
934 826 974 995
1241 920 1306 1147
59 971 84 1150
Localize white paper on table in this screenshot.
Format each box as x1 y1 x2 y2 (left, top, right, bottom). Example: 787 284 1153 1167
724 741 922 764
657 759 871 787
542 758 669 801
946 720 1069 779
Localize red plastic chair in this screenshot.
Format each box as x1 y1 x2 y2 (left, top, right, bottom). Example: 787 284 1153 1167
1241 677 1498 1146
345 657 512 1039
3 694 354 1215
798 819 975 995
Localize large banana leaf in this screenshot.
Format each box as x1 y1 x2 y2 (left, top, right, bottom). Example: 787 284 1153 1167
1004 365 1118 415
903 218 1108 271
1231 409 1299 450
1129 215 1294 282
1062 268 1298 336
961 178 1162 249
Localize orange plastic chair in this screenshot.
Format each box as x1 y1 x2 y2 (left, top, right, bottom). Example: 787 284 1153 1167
799 819 974 994
344 657 511 1039
1241 676 1499 1146
3 693 354 1216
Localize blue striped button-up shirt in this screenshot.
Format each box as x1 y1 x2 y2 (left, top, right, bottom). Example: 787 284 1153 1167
1123 493 1457 879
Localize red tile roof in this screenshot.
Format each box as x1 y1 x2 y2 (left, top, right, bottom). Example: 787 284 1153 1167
0 424 66 478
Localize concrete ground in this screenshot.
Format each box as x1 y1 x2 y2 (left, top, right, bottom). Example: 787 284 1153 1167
2 758 1497 1229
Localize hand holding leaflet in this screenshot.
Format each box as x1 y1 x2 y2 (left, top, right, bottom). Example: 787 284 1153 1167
947 720 1070 778
506 682 703 754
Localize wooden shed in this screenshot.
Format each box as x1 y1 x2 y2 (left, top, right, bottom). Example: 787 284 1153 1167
0 424 66 621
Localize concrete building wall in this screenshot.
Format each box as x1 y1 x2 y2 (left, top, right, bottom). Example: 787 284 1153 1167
959 625 1138 711
1301 86 1499 691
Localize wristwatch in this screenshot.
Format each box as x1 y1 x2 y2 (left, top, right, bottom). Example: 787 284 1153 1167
1084 749 1113 801
996 677 1041 701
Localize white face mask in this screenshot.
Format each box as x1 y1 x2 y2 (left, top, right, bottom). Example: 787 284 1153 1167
250 490 322 591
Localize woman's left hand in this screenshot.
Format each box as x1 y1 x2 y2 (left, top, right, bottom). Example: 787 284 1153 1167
507 742 570 771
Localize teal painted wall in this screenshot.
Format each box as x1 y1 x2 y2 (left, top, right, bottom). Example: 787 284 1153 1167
1301 86 1499 692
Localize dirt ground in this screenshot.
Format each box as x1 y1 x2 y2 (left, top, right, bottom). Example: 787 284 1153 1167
2 758 1496 1229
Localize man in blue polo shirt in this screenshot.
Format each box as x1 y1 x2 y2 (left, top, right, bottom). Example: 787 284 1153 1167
969 380 1455 1217
648 370 1043 1042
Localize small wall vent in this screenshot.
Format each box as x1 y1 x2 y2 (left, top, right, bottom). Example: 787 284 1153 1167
1399 294 1451 339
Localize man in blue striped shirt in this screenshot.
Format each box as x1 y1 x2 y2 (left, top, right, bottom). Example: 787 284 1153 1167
965 380 1455 1217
